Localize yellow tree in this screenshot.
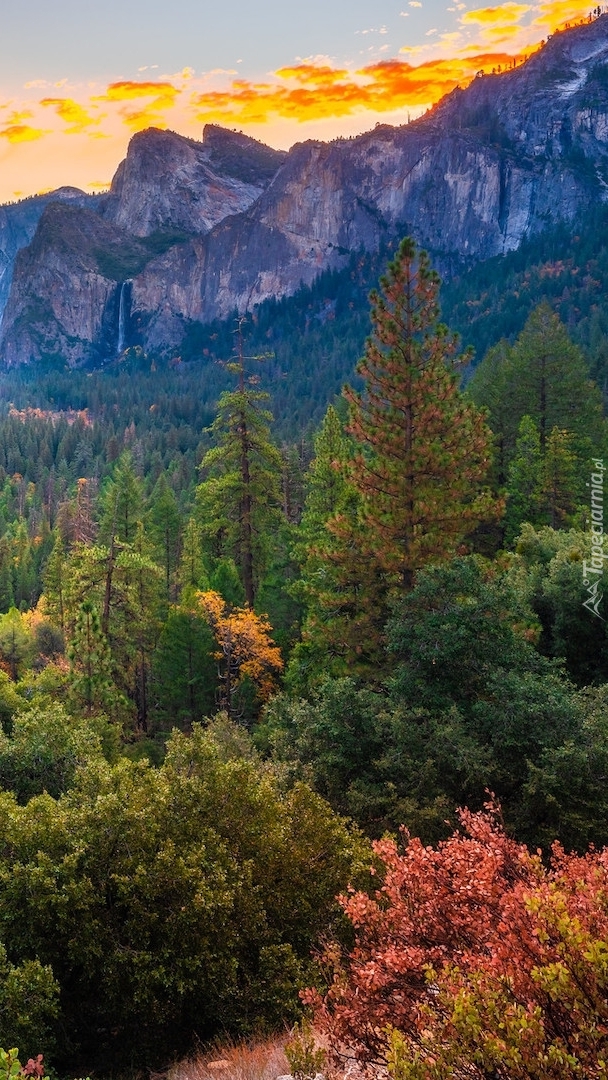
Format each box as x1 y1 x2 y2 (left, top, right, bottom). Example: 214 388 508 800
197 590 283 717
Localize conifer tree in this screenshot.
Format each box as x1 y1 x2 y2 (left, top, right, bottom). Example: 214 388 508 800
0 608 31 682
147 474 181 599
289 405 389 687
43 533 67 632
344 237 500 589
99 451 144 546
68 600 117 716
504 416 543 546
504 418 583 545
197 321 283 607
176 518 207 596
469 302 606 468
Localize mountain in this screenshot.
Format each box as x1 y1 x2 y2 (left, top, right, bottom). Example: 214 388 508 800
0 187 100 334
3 14 608 367
100 124 286 237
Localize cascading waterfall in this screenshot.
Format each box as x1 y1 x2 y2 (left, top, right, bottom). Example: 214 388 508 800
116 280 132 355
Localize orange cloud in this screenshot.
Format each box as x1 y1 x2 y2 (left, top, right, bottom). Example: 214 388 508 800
462 2 531 25
275 64 352 85
40 97 102 134
0 123 49 143
93 80 180 130
533 0 596 29
189 50 530 127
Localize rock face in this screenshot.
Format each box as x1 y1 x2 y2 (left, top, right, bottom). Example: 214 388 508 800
0 187 99 334
3 15 608 365
0 203 153 367
100 124 287 237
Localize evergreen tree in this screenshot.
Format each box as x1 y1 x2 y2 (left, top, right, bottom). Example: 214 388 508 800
505 418 583 545
68 600 118 716
344 237 500 589
43 533 67 632
99 452 144 546
197 322 284 606
539 426 580 529
469 303 606 468
504 416 543 545
0 608 31 682
288 405 388 687
176 517 207 596
147 474 181 600
152 597 217 728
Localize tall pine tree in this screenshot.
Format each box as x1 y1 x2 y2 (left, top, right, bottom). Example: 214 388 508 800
344 237 500 589
197 321 283 606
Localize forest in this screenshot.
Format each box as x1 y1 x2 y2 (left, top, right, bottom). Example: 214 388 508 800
0 230 606 1079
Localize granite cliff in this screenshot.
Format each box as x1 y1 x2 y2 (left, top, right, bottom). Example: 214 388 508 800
2 15 608 365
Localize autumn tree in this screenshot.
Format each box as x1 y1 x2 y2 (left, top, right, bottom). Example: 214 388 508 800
308 805 608 1080
197 321 284 607
344 237 500 589
197 589 283 718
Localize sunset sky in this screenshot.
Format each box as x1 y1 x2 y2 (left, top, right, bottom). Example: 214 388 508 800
0 0 598 203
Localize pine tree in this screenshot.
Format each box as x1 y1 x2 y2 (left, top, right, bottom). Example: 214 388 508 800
197 321 284 607
176 517 207 596
504 418 583 545
99 452 144 546
344 237 500 589
288 405 389 687
0 608 31 682
539 426 580 530
469 302 606 468
43 533 67 632
147 474 181 600
68 600 117 716
504 416 543 546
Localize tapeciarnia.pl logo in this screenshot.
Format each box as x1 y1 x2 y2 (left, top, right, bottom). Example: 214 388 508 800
583 458 605 620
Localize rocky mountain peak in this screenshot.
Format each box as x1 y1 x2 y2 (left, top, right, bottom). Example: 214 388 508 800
201 124 287 183
4 16 608 367
101 124 284 238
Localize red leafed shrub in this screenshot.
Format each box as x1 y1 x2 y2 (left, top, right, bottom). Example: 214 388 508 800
305 804 608 1079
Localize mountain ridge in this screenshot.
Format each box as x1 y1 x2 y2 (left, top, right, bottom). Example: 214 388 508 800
3 14 608 366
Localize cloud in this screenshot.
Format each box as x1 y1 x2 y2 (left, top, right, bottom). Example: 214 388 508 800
462 2 531 25
188 48 532 128
275 63 351 84
0 123 49 143
93 80 180 129
40 97 103 134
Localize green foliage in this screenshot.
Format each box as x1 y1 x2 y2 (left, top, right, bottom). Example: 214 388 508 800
345 236 499 588
152 599 217 728
0 703 105 802
67 601 121 717
468 303 605 495
510 524 608 685
197 330 285 606
285 1019 326 1080
0 944 59 1061
0 612 31 683
0 722 369 1070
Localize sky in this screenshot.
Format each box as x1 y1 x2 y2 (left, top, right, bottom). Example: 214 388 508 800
0 0 598 203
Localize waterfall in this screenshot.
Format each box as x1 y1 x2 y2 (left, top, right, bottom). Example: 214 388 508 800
116 280 131 355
